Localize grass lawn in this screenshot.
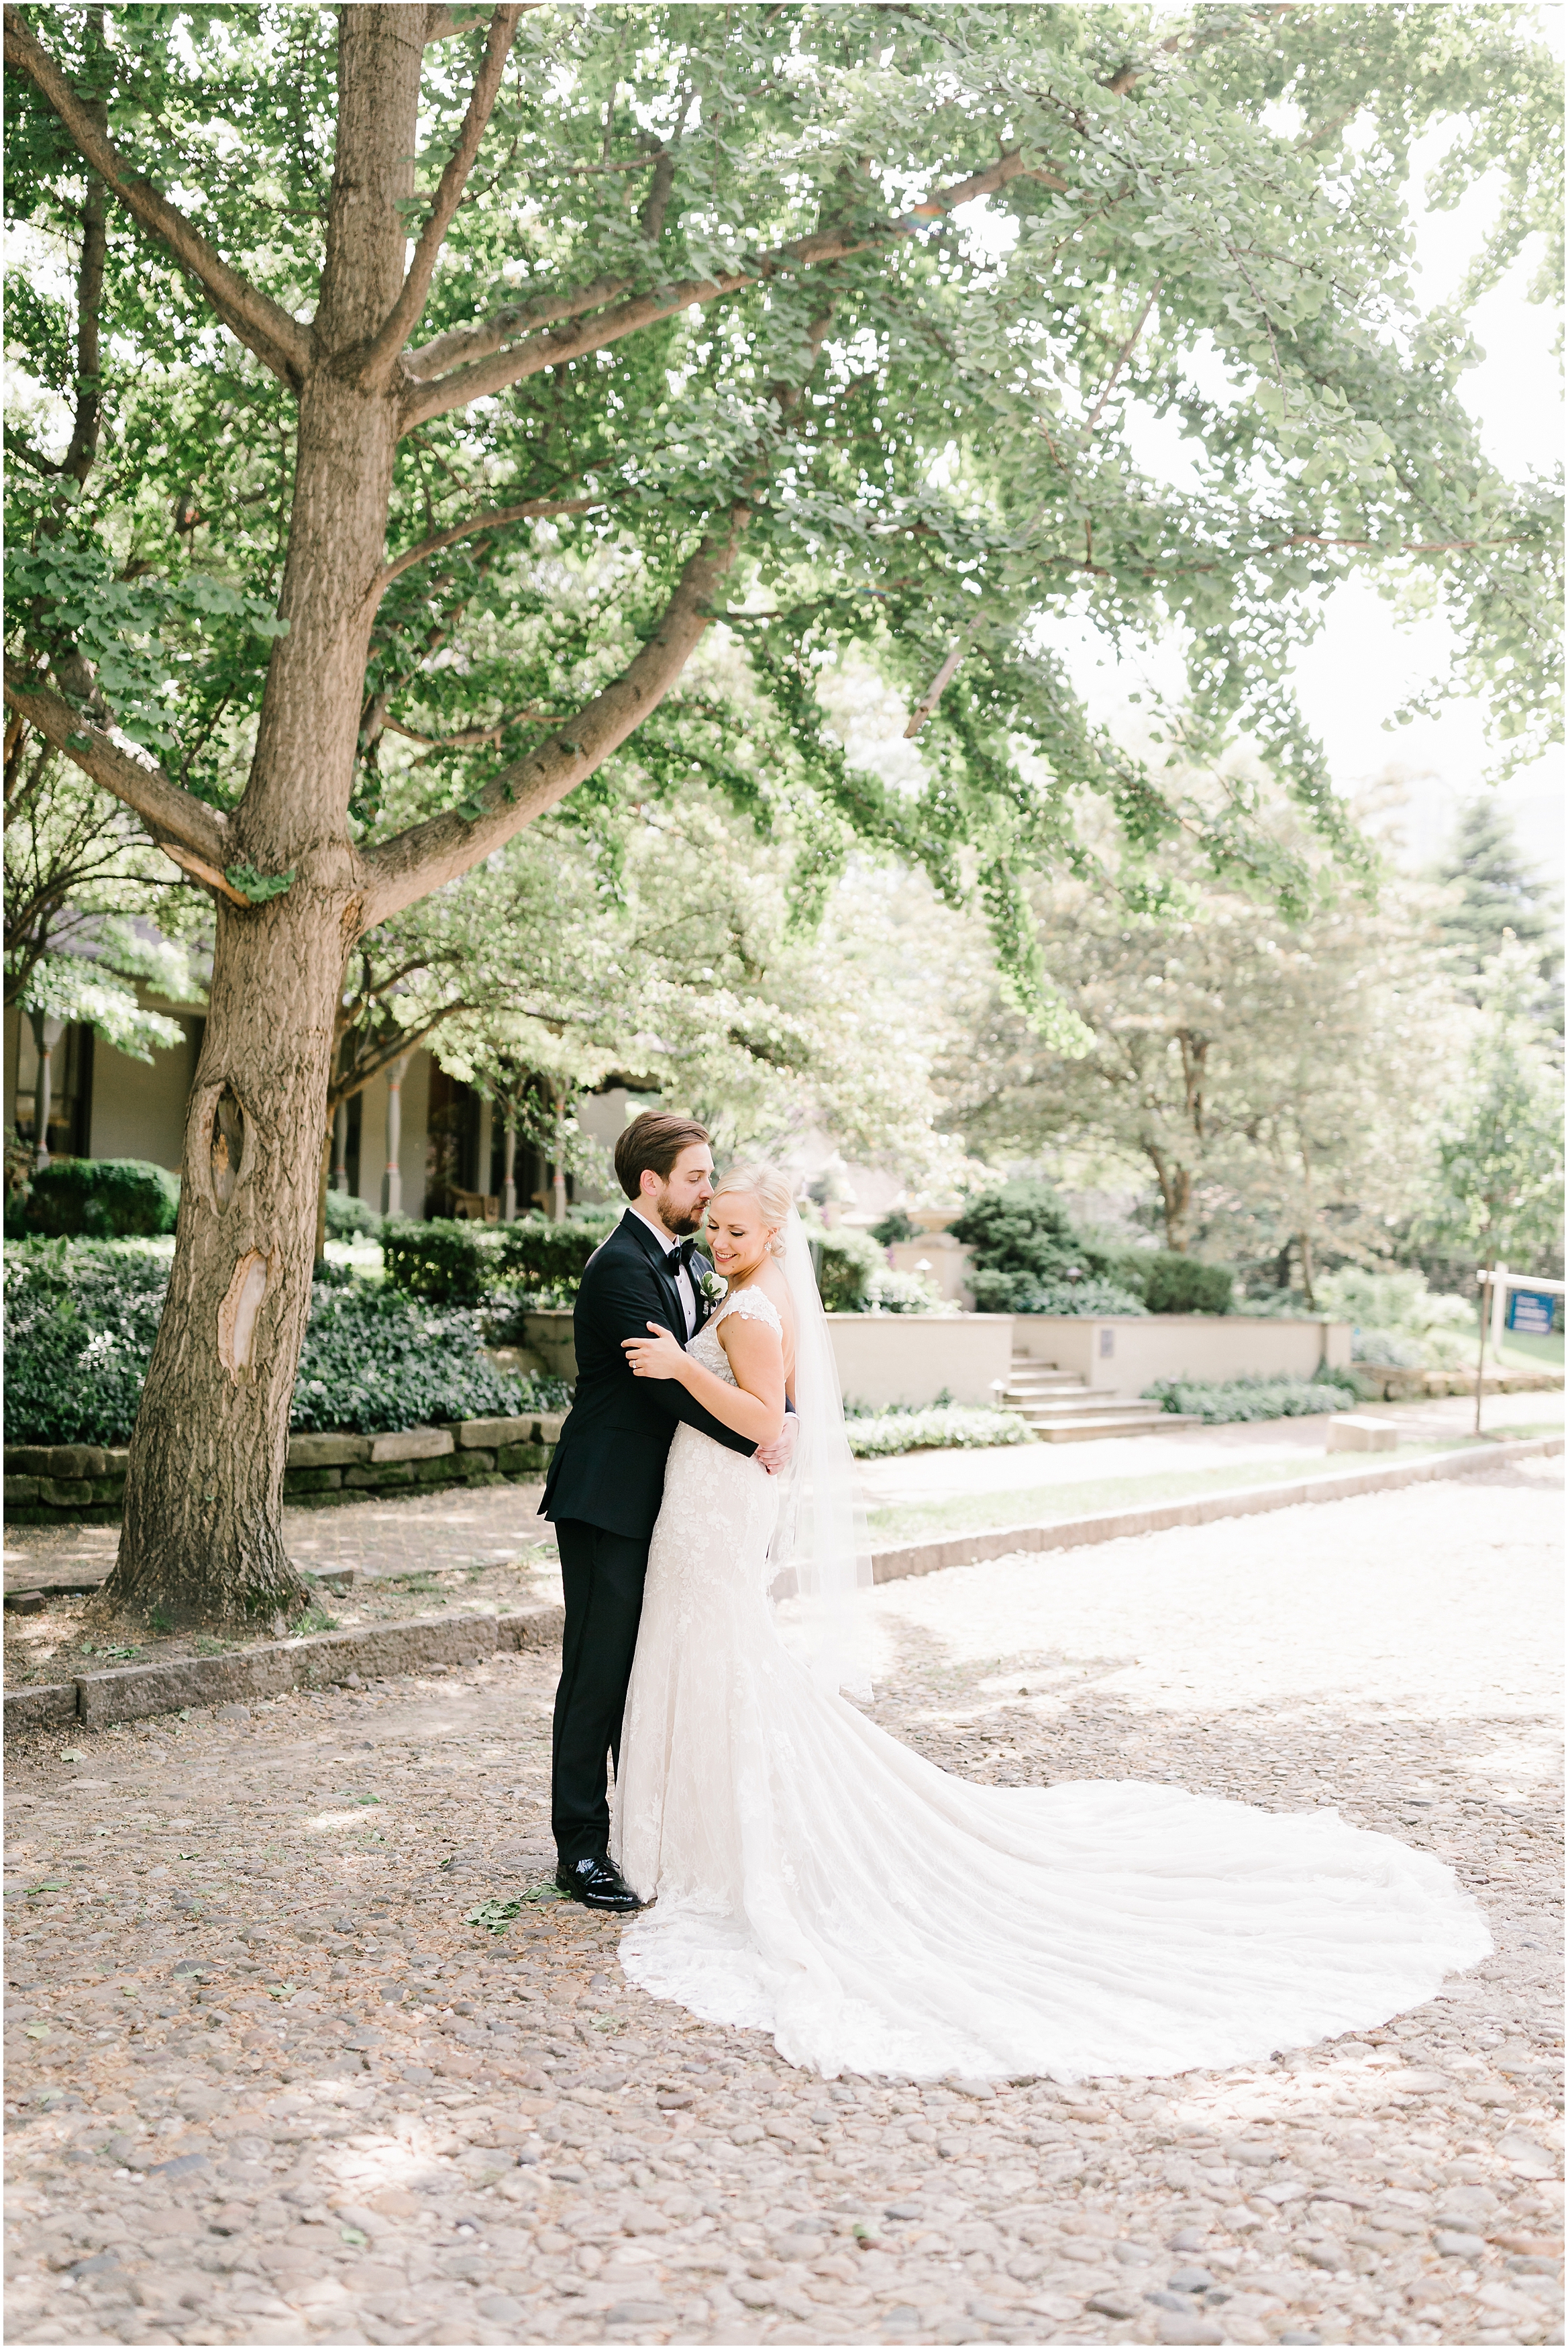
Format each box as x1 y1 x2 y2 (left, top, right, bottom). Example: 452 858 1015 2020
1493 1329 1565 1370
864 1439 1489 1551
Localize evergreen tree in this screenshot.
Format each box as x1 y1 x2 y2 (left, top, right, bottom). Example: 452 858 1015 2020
1433 799 1561 1003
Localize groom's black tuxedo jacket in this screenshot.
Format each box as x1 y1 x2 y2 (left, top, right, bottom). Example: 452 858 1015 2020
540 1211 756 1542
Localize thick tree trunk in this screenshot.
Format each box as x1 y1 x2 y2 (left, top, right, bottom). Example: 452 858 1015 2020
105 887 356 1628
95 7 421 1629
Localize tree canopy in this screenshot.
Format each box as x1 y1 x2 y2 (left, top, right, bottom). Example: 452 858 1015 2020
7 2 1561 1019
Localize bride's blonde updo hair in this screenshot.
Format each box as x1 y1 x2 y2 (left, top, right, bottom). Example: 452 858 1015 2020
709 1161 794 1258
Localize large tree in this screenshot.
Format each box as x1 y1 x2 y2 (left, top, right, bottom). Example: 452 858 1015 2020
943 844 1464 1289
3 2 1559 1626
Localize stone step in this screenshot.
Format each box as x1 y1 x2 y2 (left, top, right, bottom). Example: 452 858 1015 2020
1003 1391 1155 1416
1029 1412 1198 1442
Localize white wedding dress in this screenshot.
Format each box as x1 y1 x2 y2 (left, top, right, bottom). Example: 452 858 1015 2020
612 1286 1489 2082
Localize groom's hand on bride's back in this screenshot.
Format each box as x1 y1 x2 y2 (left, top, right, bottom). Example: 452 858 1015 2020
754 1416 798 1476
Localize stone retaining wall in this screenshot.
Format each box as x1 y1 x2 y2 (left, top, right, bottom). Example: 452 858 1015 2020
1350 1365 1563 1403
3 1411 566 1528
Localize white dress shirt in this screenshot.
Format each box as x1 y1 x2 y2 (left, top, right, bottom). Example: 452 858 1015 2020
626 1205 697 1336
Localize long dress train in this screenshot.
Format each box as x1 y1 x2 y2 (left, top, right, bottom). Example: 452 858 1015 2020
611 1288 1489 2081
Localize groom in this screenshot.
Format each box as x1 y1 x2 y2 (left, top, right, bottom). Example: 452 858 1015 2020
540 1112 794 1911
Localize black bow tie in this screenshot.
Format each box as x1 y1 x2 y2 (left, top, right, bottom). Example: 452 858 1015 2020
669 1238 698 1275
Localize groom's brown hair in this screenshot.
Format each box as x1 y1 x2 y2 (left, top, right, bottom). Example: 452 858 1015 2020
614 1111 711 1198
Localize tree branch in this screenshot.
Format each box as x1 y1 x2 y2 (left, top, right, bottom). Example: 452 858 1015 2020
903 618 982 739
403 270 639 381
2 680 233 868
383 709 562 757
329 1009 468 1108
1080 280 1158 441
372 492 600 598
359 508 750 925
63 91 108 484
399 146 1066 427
2 7 314 391
363 5 527 379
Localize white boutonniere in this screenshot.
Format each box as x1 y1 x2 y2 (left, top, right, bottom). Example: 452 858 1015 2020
698 1268 727 1307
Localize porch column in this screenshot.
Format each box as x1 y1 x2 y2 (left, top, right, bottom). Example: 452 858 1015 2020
381 1054 411 1219
502 1115 518 1223
29 1012 64 1169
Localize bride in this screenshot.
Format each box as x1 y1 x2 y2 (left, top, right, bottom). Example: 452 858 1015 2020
615 1162 1488 2083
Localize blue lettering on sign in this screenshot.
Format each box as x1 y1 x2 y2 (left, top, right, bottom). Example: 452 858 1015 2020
1507 1290 1557 1336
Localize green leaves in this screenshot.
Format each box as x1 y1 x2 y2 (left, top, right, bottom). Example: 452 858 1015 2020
5 481 289 760
223 862 296 905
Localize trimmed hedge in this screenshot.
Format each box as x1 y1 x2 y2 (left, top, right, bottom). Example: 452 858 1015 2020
8 1156 178 1240
1145 1369 1360 1424
3 1240 567 1446
495 1211 618 1303
1123 1250 1233 1316
380 1210 620 1306
379 1217 493 1305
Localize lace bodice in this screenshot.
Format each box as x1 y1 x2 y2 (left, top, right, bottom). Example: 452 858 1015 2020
689 1284 782 1383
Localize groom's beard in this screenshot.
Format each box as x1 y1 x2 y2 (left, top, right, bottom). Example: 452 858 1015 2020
654 1187 707 1238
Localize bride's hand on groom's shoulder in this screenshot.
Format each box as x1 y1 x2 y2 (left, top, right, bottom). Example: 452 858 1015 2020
623 1321 686 1381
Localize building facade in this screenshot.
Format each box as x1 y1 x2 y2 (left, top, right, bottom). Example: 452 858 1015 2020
4 1003 637 1219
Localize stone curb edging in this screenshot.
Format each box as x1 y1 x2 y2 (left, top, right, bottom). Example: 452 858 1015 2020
866 1433 1565 1585
7 1434 1557 1740
3 1602 564 1740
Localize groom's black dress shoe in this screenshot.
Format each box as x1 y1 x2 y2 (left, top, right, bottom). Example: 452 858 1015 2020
555 1854 645 1913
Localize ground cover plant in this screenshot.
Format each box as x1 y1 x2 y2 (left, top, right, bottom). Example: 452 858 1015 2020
843 1404 1033 1458
3 1242 565 1447
1145 1369 1362 1424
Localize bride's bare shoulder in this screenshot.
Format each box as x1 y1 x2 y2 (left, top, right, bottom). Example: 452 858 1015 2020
733 1263 794 1344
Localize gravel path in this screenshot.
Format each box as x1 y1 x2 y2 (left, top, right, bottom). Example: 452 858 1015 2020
4 1464 1561 2348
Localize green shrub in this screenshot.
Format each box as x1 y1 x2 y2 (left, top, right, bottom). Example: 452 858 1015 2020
845 1405 1032 1456
494 1211 619 1303
810 1226 884 1311
1145 1368 1360 1423
292 1286 568 1433
325 1191 379 1242
3 1239 171 1445
948 1179 1127 1312
380 1217 494 1305
1136 1252 1233 1315
3 1241 568 1446
871 1207 919 1245
969 1268 1146 1316
9 1157 179 1240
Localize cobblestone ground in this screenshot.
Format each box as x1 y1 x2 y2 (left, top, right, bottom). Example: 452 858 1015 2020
4 1465 1561 2349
